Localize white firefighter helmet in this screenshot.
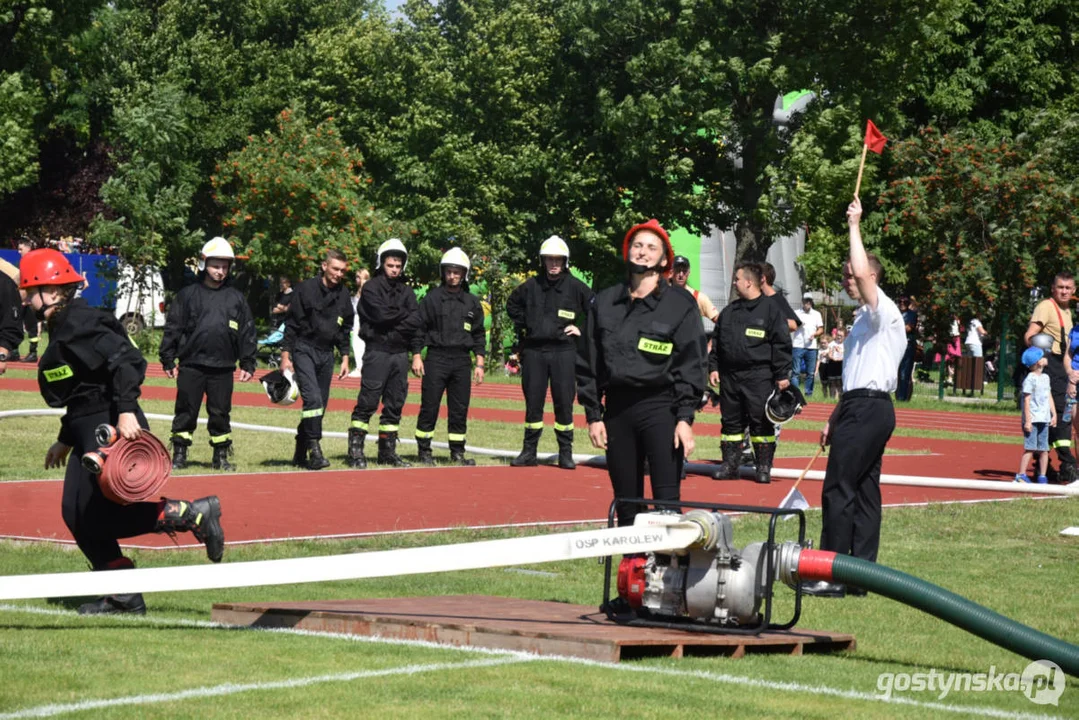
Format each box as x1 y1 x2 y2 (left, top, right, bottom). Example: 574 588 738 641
260 369 299 406
539 235 570 261
440 246 471 281
376 238 409 271
198 236 235 271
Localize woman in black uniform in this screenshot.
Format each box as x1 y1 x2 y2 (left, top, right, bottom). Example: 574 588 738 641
20 249 225 615
577 220 708 525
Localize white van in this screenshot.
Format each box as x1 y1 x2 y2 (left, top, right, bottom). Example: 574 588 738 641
113 263 167 334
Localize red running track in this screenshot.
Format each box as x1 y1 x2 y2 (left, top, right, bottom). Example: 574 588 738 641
0 459 1053 550
0 373 1045 551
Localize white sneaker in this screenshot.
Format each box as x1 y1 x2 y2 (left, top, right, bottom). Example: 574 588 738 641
347 370 362 378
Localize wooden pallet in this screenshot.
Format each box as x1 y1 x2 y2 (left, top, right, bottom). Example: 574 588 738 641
212 595 856 663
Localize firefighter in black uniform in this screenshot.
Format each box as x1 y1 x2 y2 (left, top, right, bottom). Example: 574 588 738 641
348 238 422 468
410 247 487 466
20 248 224 615
507 235 593 469
578 219 708 526
709 262 793 484
0 268 22 377
281 249 354 470
160 237 257 471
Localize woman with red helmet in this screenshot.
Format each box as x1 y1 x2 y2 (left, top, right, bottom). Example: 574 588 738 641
19 248 226 615
577 220 708 526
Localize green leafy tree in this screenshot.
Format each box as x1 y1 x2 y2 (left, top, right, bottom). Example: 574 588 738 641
0 72 43 194
879 127 1079 342
213 108 395 278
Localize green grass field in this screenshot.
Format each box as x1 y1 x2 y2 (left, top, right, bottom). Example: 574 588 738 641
0 352 1076 718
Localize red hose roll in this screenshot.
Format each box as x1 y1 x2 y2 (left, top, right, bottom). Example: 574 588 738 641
91 427 172 505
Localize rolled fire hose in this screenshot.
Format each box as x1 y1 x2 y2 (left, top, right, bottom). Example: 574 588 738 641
796 549 1079 677
80 424 172 505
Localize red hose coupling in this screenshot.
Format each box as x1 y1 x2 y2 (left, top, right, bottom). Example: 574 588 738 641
797 549 838 582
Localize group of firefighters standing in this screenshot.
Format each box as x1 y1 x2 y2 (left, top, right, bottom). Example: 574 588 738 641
146 229 803 503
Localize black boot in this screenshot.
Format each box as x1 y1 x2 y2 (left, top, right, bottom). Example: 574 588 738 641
416 436 436 466
24 344 38 364
347 428 368 469
156 497 225 562
753 442 775 484
211 442 234 471
511 428 542 467
78 594 147 615
377 432 411 467
711 441 742 480
555 429 576 470
171 440 189 470
449 441 475 466
292 435 306 466
307 439 330 470
78 557 146 615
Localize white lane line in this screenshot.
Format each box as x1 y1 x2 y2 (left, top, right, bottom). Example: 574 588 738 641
0 604 1061 720
0 658 528 719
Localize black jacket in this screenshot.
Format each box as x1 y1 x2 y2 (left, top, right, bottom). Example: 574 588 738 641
710 293 793 380
577 279 707 425
410 285 487 357
506 272 593 349
358 273 421 354
37 299 146 446
0 272 22 354
282 275 354 356
159 281 257 372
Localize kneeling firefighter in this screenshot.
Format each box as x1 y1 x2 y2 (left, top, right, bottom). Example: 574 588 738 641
20 248 225 615
160 237 257 471
348 239 422 468
410 247 488 465
505 235 593 469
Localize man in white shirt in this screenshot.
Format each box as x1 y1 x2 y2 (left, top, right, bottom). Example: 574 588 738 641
964 317 988 357
803 196 907 599
792 294 824 396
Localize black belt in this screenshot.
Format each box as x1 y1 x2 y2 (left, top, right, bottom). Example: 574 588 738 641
842 389 892 401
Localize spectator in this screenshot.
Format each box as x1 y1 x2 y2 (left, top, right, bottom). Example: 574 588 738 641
1024 271 1077 483
1015 347 1055 484
348 268 370 378
270 276 294 327
896 295 918 401
819 327 846 398
792 293 824 396
964 316 988 357
939 331 962 383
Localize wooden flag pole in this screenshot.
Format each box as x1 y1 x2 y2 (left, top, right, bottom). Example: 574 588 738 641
790 445 824 495
853 143 869 198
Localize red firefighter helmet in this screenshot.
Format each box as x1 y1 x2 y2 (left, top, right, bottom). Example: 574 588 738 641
621 219 674 274
19 249 84 289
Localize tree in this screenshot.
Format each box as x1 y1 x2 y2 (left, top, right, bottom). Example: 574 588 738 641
878 127 1079 342
213 108 395 278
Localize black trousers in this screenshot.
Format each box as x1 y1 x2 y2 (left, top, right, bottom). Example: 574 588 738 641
292 344 335 440
351 348 409 434
603 388 683 526
61 408 160 569
1046 354 1076 468
416 350 472 440
170 365 235 446
718 370 776 442
820 393 896 562
22 304 39 343
520 346 576 430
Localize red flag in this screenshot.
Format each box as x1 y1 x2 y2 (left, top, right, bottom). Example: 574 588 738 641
864 119 887 154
